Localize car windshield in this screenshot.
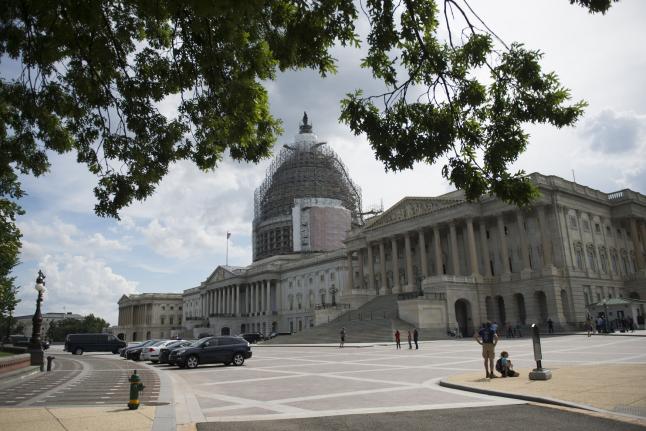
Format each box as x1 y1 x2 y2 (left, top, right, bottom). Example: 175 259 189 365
151 340 167 346
164 340 182 348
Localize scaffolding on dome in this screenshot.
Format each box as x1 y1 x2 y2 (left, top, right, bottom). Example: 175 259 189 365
253 143 363 226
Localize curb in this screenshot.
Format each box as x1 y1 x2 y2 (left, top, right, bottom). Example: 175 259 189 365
0 365 41 389
439 379 601 412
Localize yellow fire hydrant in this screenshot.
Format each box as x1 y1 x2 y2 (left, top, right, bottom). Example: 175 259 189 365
127 370 145 410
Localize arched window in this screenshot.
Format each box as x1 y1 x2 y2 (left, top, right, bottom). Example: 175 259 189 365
586 245 596 272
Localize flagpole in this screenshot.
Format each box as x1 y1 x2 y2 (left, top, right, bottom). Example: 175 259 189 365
226 232 230 266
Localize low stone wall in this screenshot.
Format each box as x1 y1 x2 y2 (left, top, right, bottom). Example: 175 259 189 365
0 353 31 375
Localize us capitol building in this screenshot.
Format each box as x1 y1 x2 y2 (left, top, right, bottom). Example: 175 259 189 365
116 114 646 341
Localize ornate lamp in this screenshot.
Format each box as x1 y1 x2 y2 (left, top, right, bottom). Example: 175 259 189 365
29 270 46 369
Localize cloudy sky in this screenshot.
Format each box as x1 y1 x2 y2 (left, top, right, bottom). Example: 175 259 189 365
9 1 646 325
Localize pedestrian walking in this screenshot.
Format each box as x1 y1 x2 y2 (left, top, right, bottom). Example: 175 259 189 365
585 316 593 337
506 323 514 339
395 330 401 349
413 328 419 349
339 327 346 348
547 318 554 334
474 321 498 379
407 330 412 349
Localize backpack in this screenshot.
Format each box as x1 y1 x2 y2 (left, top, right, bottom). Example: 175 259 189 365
481 327 495 343
495 358 503 373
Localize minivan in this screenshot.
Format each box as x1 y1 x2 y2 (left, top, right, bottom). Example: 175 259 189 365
65 333 126 355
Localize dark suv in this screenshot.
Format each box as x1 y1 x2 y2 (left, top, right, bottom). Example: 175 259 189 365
170 336 251 369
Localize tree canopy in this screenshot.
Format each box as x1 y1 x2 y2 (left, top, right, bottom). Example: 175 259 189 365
46 314 110 341
0 0 617 278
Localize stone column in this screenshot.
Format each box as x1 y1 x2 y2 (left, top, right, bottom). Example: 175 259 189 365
466 218 479 276
433 226 443 275
516 211 531 271
479 221 492 276
391 237 401 293
379 240 387 294
497 215 511 275
358 249 365 289
236 284 240 316
418 230 428 277
255 282 259 315
404 232 414 292
537 206 553 267
630 218 645 270
640 221 646 269
267 280 272 314
246 285 251 315
367 243 375 292
347 251 354 292
261 280 267 314
449 222 460 275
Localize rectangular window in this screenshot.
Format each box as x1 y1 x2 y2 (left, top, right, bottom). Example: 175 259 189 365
582 219 591 232
569 215 578 229
169 316 174 325
160 316 165 325
595 223 601 234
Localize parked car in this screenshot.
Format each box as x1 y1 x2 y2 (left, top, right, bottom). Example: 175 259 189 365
125 339 160 361
240 333 264 344
65 333 126 355
120 342 142 358
10 335 50 350
169 336 251 369
141 340 177 363
159 340 193 365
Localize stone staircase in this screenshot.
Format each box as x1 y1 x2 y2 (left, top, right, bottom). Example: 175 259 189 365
264 295 419 344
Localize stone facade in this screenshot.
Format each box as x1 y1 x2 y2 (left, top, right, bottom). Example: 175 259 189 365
182 252 351 338
344 173 646 336
115 293 183 341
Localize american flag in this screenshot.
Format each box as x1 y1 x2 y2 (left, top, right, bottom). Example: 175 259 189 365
227 232 231 239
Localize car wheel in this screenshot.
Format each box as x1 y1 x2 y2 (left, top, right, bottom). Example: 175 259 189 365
74 347 83 355
186 355 199 369
232 353 245 366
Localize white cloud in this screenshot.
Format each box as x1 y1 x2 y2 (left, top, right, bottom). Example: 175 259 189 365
581 109 645 153
16 254 138 326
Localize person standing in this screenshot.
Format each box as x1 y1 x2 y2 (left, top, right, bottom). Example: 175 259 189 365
413 328 419 350
585 316 593 337
474 321 499 379
395 330 401 349
547 318 554 334
407 330 412 349
339 327 346 348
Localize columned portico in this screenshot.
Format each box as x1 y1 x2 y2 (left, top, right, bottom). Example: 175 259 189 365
433 226 443 275
367 244 375 293
466 218 479 276
404 232 414 292
449 222 460 275
479 220 492 276
418 230 428 278
497 215 511 276
391 237 401 293
379 241 387 294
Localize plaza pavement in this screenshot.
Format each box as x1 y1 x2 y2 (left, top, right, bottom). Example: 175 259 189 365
0 333 645 430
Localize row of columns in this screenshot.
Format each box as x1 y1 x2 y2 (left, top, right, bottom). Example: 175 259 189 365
347 207 555 293
203 281 274 318
563 208 645 275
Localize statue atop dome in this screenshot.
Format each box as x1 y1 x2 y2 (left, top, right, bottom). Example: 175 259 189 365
299 111 313 134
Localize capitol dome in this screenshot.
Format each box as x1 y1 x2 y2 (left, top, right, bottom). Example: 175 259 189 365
252 113 362 261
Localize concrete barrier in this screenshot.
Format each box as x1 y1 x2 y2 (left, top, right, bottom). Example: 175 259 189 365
0 353 31 375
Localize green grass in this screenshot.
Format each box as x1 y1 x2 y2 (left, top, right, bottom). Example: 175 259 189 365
0 351 16 357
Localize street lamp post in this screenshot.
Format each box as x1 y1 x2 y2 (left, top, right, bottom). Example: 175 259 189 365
29 270 46 370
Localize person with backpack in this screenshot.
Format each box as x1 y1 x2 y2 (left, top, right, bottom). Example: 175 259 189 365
495 351 520 377
474 321 499 378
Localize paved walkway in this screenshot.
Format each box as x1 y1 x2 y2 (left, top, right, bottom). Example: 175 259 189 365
442 364 646 420
0 406 156 431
